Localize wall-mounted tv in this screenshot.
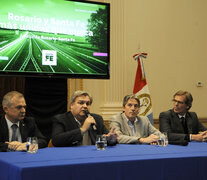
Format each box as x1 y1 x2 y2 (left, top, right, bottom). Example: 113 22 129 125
0 0 110 79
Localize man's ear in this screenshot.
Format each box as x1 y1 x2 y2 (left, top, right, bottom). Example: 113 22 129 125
3 106 8 113
70 103 74 110
122 106 125 112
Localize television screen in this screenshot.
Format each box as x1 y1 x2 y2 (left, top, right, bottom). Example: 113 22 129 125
0 0 110 79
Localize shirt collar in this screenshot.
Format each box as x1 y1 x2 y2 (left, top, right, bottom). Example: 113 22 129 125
5 115 20 128
74 117 81 127
177 114 186 119
123 113 138 124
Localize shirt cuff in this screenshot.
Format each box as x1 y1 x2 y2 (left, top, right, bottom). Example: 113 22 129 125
189 134 192 141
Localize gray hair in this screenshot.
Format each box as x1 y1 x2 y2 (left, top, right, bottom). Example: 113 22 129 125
123 94 140 107
71 90 93 105
2 91 24 107
173 90 193 110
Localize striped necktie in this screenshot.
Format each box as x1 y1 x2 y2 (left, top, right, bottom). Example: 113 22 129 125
11 124 18 141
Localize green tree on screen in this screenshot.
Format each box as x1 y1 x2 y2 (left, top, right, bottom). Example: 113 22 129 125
86 8 108 52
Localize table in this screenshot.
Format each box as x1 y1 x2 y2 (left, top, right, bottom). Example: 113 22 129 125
0 142 207 180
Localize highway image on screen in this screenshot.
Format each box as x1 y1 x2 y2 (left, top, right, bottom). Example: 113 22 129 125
0 0 109 76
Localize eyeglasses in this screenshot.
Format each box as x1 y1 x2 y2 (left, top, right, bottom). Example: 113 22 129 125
172 99 185 105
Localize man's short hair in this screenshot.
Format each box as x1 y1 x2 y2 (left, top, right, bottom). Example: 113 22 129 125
2 91 24 107
70 90 93 105
173 90 193 110
123 94 140 107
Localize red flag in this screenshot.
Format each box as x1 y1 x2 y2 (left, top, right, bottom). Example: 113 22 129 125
133 53 153 124
133 57 147 93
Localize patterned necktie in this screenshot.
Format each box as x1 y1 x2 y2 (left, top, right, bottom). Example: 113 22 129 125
11 124 18 141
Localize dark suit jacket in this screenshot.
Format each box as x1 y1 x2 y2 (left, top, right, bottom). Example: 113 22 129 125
159 109 207 142
0 115 48 152
52 111 112 147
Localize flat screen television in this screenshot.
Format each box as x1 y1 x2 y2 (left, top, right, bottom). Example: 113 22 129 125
0 0 110 79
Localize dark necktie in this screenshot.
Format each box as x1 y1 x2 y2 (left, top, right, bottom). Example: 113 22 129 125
11 124 18 141
180 117 188 134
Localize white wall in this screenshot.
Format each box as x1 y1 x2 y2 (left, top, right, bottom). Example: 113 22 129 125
70 0 207 120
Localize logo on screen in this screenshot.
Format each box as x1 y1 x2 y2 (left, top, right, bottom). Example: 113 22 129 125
42 50 57 66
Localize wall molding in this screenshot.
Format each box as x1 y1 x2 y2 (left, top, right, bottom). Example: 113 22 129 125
100 103 122 121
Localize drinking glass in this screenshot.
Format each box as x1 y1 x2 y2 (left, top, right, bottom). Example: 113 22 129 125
162 132 168 146
95 135 107 150
157 132 168 147
26 137 38 153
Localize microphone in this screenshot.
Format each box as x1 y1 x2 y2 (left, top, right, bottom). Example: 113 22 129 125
84 110 97 131
169 140 188 146
84 110 90 117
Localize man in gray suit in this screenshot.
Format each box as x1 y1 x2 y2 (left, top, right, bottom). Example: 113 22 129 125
159 90 207 143
110 94 162 144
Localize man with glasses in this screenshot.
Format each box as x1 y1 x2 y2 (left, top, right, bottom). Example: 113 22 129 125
159 90 207 143
52 90 117 147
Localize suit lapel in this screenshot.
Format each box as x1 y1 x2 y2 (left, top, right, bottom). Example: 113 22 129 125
88 127 97 144
19 120 28 142
68 112 97 144
135 117 142 137
121 113 133 136
185 112 193 133
171 110 184 131
1 116 9 141
67 112 80 129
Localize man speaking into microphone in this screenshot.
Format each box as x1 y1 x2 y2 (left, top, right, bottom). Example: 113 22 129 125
52 90 117 147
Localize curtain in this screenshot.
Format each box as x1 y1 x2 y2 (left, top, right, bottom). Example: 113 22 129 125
24 77 67 141
0 77 25 114
0 76 67 142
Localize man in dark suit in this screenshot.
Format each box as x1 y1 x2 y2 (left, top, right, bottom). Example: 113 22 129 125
52 90 117 147
0 91 47 152
159 90 207 143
